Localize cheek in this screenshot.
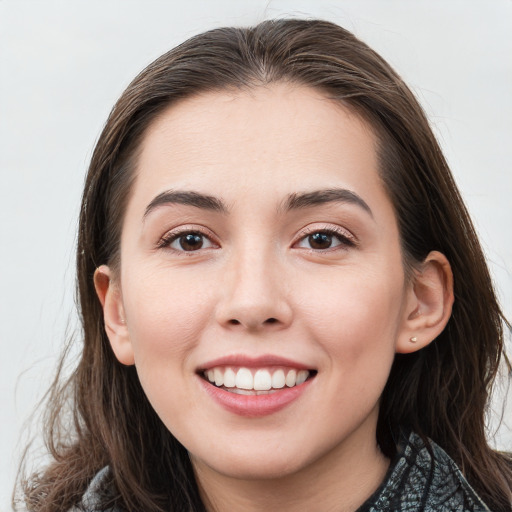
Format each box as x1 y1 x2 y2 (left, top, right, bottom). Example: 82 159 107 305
119 268 216 428
299 265 405 379
121 266 214 367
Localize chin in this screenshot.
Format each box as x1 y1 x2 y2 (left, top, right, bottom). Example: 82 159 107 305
194 451 308 481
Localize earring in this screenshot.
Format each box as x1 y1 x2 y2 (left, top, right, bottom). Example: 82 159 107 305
410 336 418 343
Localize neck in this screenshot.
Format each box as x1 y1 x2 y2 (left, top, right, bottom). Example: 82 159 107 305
192 419 390 512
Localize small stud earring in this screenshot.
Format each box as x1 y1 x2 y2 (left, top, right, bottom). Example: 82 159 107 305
410 336 418 343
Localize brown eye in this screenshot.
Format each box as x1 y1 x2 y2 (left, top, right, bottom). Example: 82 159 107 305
178 233 204 251
165 231 215 252
295 229 355 251
308 232 333 249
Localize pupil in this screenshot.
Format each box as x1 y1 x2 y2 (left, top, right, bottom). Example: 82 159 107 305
309 232 332 249
180 233 203 251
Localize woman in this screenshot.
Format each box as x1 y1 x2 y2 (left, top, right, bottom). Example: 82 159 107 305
18 19 511 512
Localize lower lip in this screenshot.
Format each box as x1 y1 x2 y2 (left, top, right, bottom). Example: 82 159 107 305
198 377 312 417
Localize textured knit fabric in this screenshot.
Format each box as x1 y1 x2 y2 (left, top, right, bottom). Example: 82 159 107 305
356 431 491 511
76 431 492 511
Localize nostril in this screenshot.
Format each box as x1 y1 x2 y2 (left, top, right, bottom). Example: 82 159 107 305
225 317 280 327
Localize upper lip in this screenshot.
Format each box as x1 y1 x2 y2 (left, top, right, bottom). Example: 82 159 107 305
198 354 314 372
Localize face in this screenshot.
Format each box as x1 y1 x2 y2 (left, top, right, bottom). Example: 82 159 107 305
104 84 417 481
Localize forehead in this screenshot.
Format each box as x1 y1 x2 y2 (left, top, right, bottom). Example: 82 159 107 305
133 84 383 201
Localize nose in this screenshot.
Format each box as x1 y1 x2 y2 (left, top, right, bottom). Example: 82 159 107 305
215 246 293 332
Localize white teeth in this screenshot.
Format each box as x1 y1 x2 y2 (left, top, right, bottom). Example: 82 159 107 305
230 388 255 395
214 368 224 387
205 366 311 391
285 369 297 387
223 368 236 388
296 370 308 385
253 369 272 391
235 368 253 390
271 369 285 389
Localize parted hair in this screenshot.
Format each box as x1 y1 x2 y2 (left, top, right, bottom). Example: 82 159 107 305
18 18 511 512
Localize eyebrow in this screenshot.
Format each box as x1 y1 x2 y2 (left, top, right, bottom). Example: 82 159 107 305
143 187 372 219
144 190 228 218
282 188 373 217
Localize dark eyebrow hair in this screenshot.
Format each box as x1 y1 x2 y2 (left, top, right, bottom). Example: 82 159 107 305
282 188 373 217
144 190 228 218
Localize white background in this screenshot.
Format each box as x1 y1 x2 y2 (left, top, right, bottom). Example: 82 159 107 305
1 1 511 509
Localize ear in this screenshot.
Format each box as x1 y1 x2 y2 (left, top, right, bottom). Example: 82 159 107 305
396 251 454 354
93 265 135 365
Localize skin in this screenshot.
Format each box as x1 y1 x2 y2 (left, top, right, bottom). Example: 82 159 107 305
95 84 453 512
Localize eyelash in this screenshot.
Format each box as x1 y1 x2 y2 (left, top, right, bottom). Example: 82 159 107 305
294 225 357 252
157 227 218 253
157 225 357 254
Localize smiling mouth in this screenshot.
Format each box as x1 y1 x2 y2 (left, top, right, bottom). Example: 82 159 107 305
201 366 317 395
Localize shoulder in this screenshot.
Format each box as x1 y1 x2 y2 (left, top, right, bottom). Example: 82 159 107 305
68 467 121 512
360 431 492 512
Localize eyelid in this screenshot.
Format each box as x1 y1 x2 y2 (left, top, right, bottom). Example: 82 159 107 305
157 224 220 251
293 223 358 249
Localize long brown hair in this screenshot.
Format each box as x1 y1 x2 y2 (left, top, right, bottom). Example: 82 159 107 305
18 19 511 511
